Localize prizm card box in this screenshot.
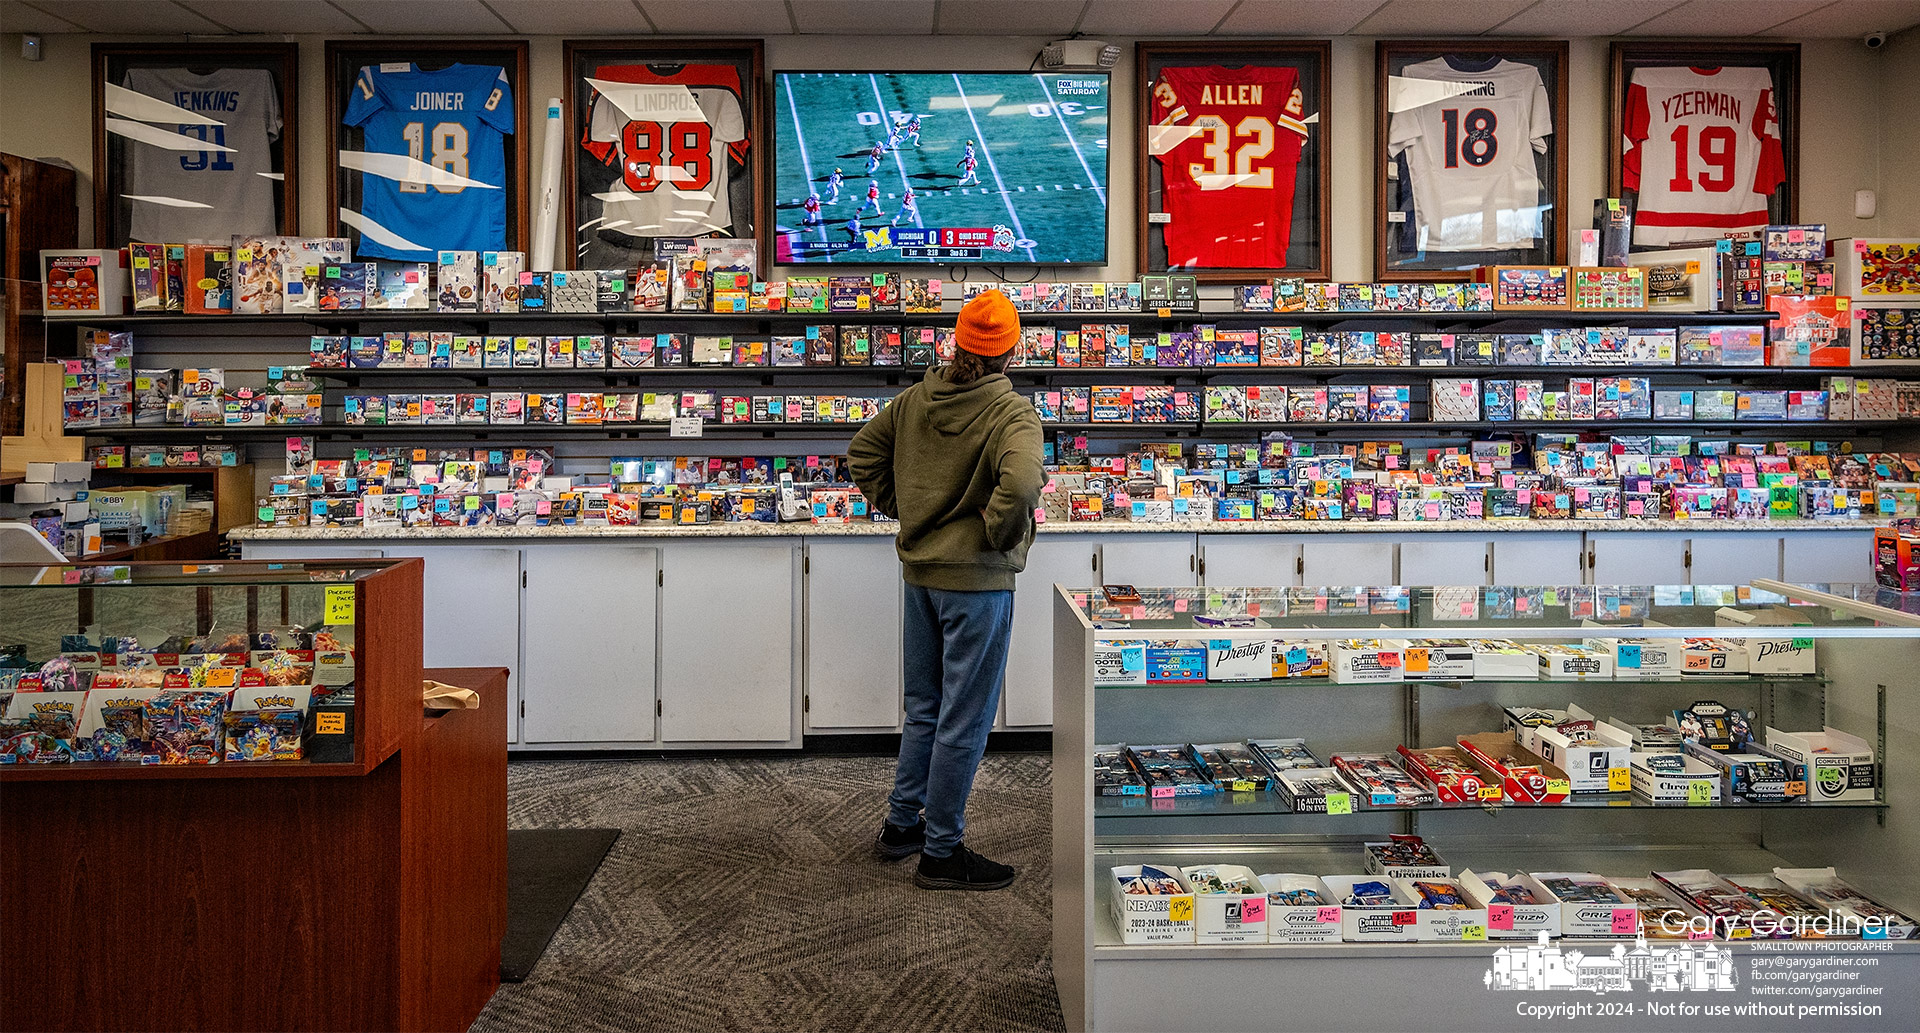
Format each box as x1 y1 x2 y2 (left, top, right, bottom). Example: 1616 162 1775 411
1256 874 1341 944
1108 865 1196 944
1529 873 1638 938
1684 741 1798 803
1457 870 1562 939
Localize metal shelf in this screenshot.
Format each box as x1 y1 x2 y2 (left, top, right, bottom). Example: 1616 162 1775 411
1093 792 1884 818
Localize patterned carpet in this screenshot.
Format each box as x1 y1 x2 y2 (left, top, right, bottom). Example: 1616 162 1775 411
473 752 1064 1033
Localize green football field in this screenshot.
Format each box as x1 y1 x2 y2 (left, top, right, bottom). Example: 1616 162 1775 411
773 72 1110 265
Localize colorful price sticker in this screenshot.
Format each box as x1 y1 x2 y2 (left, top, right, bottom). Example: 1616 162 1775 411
1391 910 1417 926
1168 897 1194 922
1487 905 1515 931
1240 897 1267 924
1545 779 1571 796
1608 767 1632 792
1151 785 1175 799
1687 780 1713 805
1323 792 1352 815
1461 923 1488 942
1316 906 1341 924
1612 909 1638 935
323 585 355 625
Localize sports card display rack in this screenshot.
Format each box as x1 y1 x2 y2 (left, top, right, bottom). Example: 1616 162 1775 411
1051 583 1920 1033
0 559 508 1033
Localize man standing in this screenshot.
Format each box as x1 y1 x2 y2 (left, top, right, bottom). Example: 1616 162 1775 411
850 289 1043 892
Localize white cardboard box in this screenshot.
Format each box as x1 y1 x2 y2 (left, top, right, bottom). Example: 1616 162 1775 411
1470 639 1539 680
26 461 91 482
1529 872 1639 937
1580 634 1685 679
1398 639 1474 680
1322 875 1423 943
1205 638 1272 682
1330 640 1403 683
1108 865 1196 944
12 481 85 504
1605 877 1711 940
1391 877 1490 941
1630 751 1723 804
1255 874 1343 944
1093 640 1148 687
1532 644 1614 679
1763 726 1877 803
1713 607 1818 675
1458 870 1562 939
1362 839 1449 881
1528 706 1634 793
1180 864 1268 944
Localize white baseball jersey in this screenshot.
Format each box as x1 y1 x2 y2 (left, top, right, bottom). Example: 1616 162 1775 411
1623 65 1784 247
583 65 747 237
1387 57 1551 253
123 67 282 243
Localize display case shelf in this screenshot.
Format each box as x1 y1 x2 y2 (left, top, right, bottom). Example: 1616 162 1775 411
1092 792 1886 818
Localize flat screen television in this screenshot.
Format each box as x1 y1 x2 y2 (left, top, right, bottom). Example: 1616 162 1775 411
772 70 1110 265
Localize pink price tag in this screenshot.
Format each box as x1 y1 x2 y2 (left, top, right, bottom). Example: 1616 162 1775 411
1488 905 1515 931
1789 228 1805 243
1033 507 1046 525
1423 502 1441 519
1316 906 1341 924
1150 785 1175 799
1612 909 1637 935
1628 500 1645 515
1240 897 1267 924
1391 910 1417 926
1690 927 1714 941
1129 606 1145 619
1174 598 1189 612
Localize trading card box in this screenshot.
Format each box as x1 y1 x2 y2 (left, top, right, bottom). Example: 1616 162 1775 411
1109 865 1196 945
436 250 480 312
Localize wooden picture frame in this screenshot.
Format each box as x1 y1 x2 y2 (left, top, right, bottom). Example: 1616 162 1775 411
1607 41 1800 252
564 39 765 274
91 43 299 248
325 40 531 260
1137 40 1332 283
1374 40 1569 281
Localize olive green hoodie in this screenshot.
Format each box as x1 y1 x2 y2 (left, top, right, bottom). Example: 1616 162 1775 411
848 366 1046 592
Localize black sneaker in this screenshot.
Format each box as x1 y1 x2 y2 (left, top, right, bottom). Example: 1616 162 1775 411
913 844 1016 891
874 818 925 860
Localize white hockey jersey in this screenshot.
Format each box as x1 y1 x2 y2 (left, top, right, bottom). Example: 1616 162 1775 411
1623 65 1784 247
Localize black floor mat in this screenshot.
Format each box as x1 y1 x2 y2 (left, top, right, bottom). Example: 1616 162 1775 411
501 828 620 982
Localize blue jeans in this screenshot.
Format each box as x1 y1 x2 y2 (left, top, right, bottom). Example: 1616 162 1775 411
888 584 1014 858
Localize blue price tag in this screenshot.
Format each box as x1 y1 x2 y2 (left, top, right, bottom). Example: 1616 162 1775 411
1618 644 1642 669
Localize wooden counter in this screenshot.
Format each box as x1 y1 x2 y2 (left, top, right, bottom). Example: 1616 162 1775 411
0 664 509 1032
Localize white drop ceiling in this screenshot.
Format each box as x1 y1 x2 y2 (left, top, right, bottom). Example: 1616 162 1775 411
4 0 1918 37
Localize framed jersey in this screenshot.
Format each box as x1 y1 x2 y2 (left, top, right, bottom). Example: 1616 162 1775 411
91 44 298 249
1608 43 1800 252
1375 41 1568 281
326 41 530 262
565 40 764 273
1138 42 1330 283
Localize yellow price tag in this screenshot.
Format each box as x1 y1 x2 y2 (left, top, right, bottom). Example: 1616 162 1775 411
1608 767 1632 792
1687 780 1713 805
1230 779 1256 793
1168 897 1194 922
1462 923 1488 941
324 585 356 625
1545 778 1571 796
1477 785 1502 802
316 712 346 734
1324 792 1352 815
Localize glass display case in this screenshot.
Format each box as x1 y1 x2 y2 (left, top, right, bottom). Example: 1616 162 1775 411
0 559 422 776
1051 582 1920 1033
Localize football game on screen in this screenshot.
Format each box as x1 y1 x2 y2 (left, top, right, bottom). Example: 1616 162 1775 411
773 71 1110 265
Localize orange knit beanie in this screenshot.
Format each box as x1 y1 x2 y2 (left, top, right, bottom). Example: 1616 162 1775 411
955 289 1021 356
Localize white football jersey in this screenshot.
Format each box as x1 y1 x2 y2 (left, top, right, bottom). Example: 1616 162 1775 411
1387 58 1552 253
585 74 746 237
1623 65 1783 247
123 67 282 243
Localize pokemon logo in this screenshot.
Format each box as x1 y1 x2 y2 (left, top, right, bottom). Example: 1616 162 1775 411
30 701 76 716
254 696 297 710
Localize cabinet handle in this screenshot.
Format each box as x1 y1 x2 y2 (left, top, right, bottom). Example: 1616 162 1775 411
1295 555 1305 576
1092 553 1098 572
1684 547 1692 570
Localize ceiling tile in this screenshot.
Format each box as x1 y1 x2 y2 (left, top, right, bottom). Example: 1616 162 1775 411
1765 0 1920 37
641 0 795 33
1489 0 1688 37
1077 0 1238 36
1619 0 1830 35
1354 0 1539 35
934 0 1087 35
331 0 512 34
486 0 652 34
21 0 228 33
1214 0 1389 36
0 0 87 31
790 0 935 34
176 0 368 33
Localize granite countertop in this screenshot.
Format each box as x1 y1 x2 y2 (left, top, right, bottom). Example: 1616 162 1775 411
230 517 1889 541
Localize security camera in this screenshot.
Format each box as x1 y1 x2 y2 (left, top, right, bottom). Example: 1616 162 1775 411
1864 31 1888 48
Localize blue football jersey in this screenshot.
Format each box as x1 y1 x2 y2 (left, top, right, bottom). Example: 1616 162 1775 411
345 63 514 260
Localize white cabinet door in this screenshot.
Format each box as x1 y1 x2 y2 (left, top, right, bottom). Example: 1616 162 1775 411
1005 537 1097 728
1095 533 1198 588
1589 532 1689 586
1782 530 1876 584
1688 533 1784 586
239 543 386 560
1491 533 1585 587
805 538 903 731
520 545 658 744
382 545 522 744
1398 536 1492 587
659 541 799 743
1296 537 1395 587
1199 535 1303 587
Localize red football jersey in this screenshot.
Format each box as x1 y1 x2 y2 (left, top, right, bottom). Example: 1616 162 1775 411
1151 65 1309 269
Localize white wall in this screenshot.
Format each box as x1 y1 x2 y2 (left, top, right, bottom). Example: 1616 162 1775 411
0 29 1907 278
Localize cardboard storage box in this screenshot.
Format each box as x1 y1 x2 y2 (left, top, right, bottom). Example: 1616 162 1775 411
1763 726 1877 803
1605 877 1709 940
1458 733 1571 804
1470 640 1539 680
1529 873 1640 938
1108 865 1196 944
1329 640 1403 683
1684 741 1800 803
1630 751 1723 804
1397 639 1474 680
1458 870 1562 939
1255 874 1343 944
1180 864 1268 944
1321 875 1423 943
1361 837 1449 880
1389 877 1489 941
1526 706 1634 793
1712 606 1818 675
